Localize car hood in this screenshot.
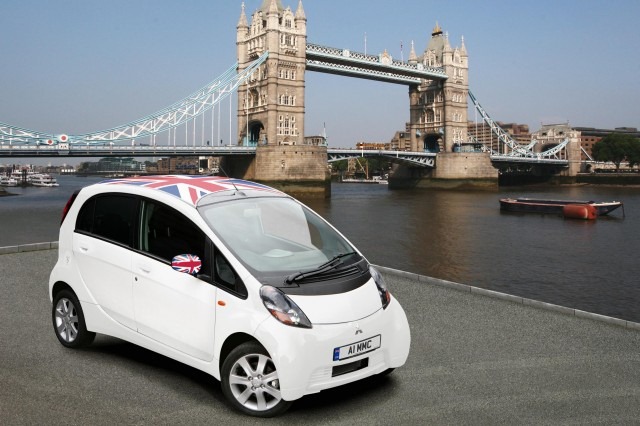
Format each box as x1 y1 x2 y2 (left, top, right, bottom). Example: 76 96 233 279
288 279 381 324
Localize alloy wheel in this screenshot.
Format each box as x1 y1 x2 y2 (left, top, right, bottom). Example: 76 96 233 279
227 353 283 412
54 297 79 343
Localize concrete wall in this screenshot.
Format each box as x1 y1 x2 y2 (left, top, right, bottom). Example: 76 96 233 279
432 152 498 180
250 145 331 197
389 152 498 189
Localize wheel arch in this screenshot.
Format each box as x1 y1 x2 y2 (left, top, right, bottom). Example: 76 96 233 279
218 332 261 371
51 281 74 300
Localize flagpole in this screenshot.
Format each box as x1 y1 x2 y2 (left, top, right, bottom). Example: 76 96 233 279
364 32 367 56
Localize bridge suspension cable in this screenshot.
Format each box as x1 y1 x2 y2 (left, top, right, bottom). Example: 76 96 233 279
1 52 269 146
468 90 569 160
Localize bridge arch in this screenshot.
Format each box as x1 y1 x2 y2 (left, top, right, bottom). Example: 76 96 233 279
246 120 265 146
423 133 442 153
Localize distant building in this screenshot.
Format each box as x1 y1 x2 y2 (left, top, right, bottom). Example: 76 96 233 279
573 127 640 161
154 156 222 174
156 157 199 174
304 135 327 146
466 121 530 153
198 156 221 174
389 129 412 151
356 142 387 150
82 157 145 174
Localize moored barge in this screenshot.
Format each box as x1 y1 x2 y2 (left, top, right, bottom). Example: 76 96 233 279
499 198 623 216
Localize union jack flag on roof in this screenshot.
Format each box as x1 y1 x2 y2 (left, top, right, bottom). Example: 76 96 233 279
101 175 279 205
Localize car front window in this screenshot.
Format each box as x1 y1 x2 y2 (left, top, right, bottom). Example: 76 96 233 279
198 196 356 277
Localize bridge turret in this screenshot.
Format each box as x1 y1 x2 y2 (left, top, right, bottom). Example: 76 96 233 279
237 2 248 29
295 0 306 21
408 40 418 64
266 0 280 29
295 0 306 33
237 2 249 52
260 0 284 14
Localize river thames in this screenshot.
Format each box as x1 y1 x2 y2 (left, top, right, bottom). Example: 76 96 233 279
1 175 639 322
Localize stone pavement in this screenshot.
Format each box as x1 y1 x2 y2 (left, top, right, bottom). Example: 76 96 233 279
1 248 639 425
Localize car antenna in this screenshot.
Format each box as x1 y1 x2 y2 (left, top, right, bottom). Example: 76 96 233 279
218 165 244 196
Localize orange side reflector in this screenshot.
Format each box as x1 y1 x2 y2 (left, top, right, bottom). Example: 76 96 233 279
217 300 226 307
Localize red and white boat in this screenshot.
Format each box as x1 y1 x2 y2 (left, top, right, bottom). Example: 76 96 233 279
499 197 623 217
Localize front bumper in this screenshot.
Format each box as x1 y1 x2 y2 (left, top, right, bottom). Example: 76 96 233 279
253 296 411 401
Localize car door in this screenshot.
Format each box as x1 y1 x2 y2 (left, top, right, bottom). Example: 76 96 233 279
73 194 137 330
131 200 217 361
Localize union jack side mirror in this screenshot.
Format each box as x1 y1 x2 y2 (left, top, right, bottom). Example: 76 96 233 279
171 254 202 276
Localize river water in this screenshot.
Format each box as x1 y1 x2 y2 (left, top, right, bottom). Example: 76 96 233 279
2 175 639 322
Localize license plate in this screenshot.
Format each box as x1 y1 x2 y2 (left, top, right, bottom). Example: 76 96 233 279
333 335 381 361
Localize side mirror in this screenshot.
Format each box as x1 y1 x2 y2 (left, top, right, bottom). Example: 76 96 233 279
171 254 202 276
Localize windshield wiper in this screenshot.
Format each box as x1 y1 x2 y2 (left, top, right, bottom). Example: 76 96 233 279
284 252 357 285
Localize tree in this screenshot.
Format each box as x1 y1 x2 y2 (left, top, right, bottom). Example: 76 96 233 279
626 140 640 168
591 133 637 170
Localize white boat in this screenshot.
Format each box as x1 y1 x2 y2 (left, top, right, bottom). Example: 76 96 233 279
0 175 18 186
341 176 389 184
10 168 35 184
29 173 59 187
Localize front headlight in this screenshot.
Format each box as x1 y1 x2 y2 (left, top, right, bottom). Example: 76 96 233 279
260 286 312 329
370 266 391 309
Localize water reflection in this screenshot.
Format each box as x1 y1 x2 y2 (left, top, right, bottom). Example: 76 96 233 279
305 183 640 323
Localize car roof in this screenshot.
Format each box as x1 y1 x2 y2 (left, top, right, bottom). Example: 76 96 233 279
98 175 283 206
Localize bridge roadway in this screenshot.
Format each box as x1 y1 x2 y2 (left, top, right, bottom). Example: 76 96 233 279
2 247 639 424
0 144 438 167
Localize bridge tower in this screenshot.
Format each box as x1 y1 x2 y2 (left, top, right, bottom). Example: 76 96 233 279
408 24 469 153
236 0 329 196
236 0 307 146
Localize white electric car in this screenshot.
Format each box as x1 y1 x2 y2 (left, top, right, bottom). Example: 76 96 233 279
49 175 411 417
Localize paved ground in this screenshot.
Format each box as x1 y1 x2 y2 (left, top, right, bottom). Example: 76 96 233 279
1 249 640 425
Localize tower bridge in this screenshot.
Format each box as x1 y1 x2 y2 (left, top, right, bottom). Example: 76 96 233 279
0 0 580 195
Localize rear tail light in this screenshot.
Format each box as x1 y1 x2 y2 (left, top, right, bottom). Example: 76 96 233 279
61 190 80 225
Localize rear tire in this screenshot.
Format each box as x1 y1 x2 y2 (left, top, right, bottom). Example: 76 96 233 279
221 341 292 417
52 289 95 348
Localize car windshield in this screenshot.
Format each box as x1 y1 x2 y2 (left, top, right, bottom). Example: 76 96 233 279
198 196 357 277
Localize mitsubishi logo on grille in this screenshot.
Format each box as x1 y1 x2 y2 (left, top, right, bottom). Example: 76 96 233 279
354 322 363 335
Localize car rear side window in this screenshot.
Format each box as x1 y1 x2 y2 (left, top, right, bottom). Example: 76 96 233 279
76 194 137 247
140 200 207 265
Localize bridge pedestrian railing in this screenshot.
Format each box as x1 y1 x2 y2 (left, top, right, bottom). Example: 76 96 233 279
0 144 258 157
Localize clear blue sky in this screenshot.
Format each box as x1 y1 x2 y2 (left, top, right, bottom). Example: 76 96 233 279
1 0 638 161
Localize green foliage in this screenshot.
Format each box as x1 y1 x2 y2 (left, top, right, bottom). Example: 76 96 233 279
77 162 91 172
627 141 640 168
592 133 639 170
332 160 348 172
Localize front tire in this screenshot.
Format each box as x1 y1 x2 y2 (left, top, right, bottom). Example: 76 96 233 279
221 341 292 417
52 289 95 348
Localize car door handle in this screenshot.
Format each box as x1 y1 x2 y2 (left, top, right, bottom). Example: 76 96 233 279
138 266 151 274
79 245 89 252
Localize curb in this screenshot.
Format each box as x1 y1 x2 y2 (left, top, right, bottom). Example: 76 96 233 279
375 265 640 332
0 241 58 255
